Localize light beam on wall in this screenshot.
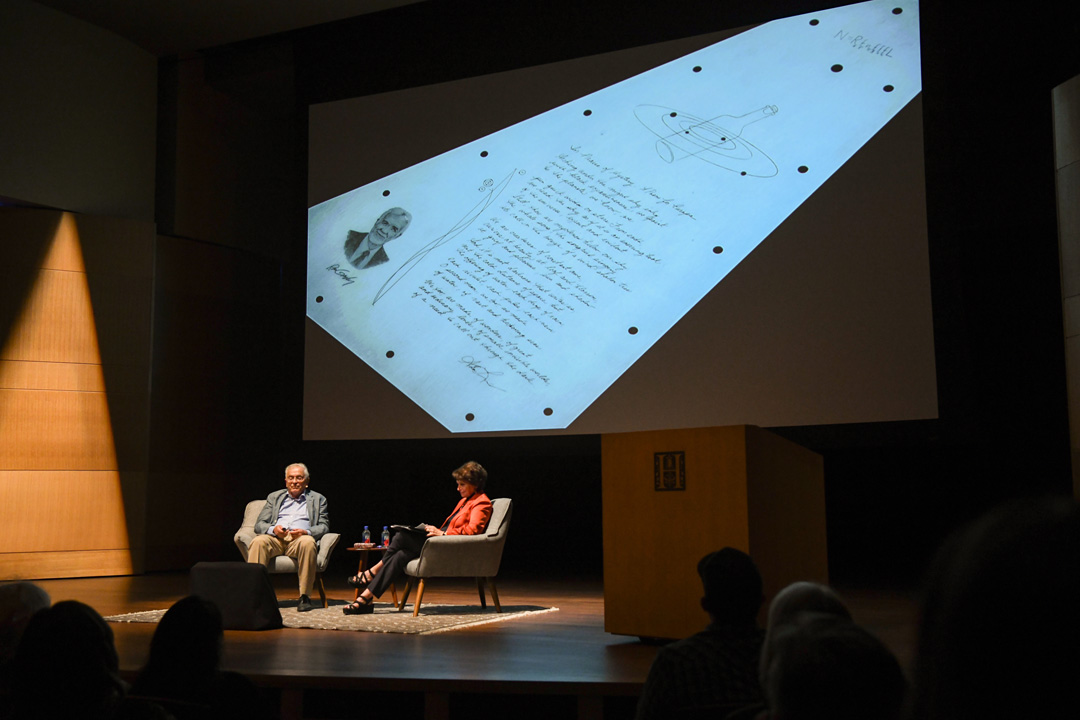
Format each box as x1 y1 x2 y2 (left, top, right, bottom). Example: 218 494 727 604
0 212 131 579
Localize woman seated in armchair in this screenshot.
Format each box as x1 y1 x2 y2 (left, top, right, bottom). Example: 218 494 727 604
343 460 492 614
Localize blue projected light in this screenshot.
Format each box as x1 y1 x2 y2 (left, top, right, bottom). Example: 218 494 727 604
307 0 922 433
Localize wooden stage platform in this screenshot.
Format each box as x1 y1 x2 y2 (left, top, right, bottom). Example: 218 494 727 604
29 572 917 720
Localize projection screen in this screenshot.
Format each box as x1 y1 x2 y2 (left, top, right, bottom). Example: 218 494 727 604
305 0 937 439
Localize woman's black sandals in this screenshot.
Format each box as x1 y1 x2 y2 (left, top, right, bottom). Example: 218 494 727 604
346 569 374 589
343 597 374 615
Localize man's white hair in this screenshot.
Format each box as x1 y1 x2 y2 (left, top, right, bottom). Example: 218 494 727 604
285 463 310 480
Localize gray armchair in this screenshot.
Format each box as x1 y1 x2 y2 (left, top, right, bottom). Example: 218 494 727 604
398 497 512 616
233 499 341 608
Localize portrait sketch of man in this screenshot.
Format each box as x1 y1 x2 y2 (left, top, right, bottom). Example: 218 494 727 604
344 207 413 269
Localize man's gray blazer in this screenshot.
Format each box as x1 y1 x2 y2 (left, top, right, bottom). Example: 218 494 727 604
254 489 329 541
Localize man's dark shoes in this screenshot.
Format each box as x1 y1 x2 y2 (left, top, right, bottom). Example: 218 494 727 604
297 594 314 613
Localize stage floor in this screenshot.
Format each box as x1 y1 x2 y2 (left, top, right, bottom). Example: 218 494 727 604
29 572 918 720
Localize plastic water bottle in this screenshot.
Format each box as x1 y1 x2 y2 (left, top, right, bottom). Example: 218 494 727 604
381 526 391 547
362 526 371 544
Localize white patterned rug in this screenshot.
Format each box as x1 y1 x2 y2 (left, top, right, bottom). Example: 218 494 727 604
105 602 558 635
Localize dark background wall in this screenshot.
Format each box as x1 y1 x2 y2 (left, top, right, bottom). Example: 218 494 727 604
5 0 1079 587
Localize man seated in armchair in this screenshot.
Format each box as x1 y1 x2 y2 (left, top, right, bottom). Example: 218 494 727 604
247 463 329 613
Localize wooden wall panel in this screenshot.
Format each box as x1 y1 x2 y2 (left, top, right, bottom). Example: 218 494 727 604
141 234 286 572
0 359 106 392
3 471 130 552
0 208 152 580
0 551 134 580
2 269 103 364
0 388 117 469
144 470 234 569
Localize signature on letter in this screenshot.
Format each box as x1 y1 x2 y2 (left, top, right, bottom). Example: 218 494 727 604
460 356 505 391
326 263 357 287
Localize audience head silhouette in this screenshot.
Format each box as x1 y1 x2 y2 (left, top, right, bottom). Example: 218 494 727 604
0 581 50 672
131 595 265 719
634 548 768 720
764 613 905 720
759 581 851 687
911 496 1080 720
10 600 124 719
697 547 764 625
135 595 224 698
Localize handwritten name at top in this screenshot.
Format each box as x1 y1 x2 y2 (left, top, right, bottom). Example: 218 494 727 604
834 30 894 58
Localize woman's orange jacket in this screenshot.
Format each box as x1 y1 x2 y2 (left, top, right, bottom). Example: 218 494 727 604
442 493 492 535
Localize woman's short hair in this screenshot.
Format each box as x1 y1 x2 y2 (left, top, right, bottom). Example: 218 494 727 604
452 461 487 491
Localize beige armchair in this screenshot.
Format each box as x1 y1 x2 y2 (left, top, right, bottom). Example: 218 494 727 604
233 499 341 608
398 497 512 616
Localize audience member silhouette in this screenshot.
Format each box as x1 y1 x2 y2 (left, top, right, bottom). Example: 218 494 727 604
7 599 128 719
0 581 51 712
909 496 1080 720
131 595 262 719
758 581 851 690
763 613 905 720
0 581 50 673
634 547 766 720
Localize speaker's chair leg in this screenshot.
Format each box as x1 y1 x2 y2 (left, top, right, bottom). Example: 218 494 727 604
412 578 427 617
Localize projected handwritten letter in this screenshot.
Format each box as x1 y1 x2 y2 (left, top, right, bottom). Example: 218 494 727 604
308 0 921 432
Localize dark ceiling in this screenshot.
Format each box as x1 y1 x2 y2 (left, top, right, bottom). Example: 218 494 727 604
30 0 426 56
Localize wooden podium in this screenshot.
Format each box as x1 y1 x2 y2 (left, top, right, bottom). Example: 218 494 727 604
601 425 826 640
